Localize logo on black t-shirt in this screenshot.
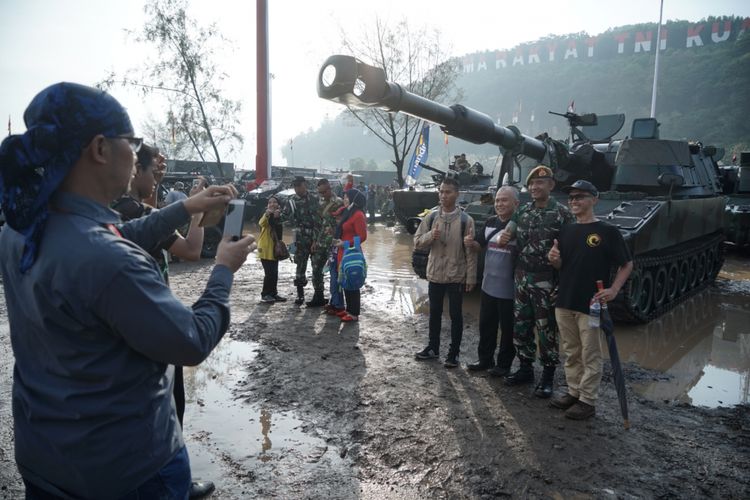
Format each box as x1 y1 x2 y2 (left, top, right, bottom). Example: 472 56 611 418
586 233 602 247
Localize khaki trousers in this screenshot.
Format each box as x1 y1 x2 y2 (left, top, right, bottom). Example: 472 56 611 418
555 308 603 406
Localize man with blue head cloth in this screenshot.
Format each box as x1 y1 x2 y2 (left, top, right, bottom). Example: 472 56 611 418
0 83 254 499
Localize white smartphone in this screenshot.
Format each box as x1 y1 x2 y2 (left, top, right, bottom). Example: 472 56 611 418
223 200 246 240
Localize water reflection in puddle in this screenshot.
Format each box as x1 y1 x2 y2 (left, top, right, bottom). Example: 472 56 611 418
363 226 750 408
182 338 329 484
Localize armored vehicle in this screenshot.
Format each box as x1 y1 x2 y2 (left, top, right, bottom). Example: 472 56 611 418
393 160 494 232
317 55 726 323
720 151 750 247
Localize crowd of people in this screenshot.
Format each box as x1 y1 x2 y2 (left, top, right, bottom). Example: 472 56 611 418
0 82 632 499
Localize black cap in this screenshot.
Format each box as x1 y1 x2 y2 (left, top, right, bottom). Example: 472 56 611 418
292 176 306 186
562 180 599 197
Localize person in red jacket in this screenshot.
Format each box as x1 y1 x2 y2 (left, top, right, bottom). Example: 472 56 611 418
332 188 367 322
343 173 354 192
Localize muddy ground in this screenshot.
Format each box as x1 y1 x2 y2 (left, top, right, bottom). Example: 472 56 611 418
1 233 749 499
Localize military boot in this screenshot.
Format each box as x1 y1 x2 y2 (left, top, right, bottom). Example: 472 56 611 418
294 285 305 305
306 289 326 307
504 360 534 386
534 365 555 398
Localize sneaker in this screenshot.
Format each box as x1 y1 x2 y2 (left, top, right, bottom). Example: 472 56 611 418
467 359 494 371
444 354 460 368
272 294 287 302
326 306 344 316
550 393 579 410
415 347 439 360
261 295 275 303
565 401 596 420
335 309 349 318
340 313 358 322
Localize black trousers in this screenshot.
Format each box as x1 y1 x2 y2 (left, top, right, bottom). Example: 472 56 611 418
478 291 516 368
344 289 361 316
428 282 464 356
261 259 279 296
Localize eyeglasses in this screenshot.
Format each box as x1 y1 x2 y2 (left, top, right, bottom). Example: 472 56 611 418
568 194 593 202
108 135 143 153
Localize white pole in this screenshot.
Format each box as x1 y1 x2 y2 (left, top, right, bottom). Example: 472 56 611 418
650 0 664 118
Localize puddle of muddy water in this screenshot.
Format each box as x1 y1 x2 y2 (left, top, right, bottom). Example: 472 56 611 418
181 338 335 491
361 226 750 408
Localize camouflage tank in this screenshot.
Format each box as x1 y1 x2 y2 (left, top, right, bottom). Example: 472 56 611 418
719 151 750 247
317 55 727 323
393 160 494 233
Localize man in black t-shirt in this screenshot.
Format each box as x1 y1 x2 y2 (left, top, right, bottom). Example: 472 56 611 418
547 180 633 420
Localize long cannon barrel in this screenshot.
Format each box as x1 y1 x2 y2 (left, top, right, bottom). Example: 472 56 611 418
316 55 548 161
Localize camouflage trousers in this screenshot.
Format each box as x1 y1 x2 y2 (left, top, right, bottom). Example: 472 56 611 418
513 269 560 367
292 243 326 292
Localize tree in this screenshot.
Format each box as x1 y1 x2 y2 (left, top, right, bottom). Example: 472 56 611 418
340 18 461 186
100 0 242 174
140 112 194 160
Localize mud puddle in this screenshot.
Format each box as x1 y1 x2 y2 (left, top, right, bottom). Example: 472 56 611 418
183 338 339 496
365 226 750 408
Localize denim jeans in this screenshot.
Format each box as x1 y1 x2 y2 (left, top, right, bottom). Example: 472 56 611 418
24 446 191 500
428 282 464 356
329 254 344 309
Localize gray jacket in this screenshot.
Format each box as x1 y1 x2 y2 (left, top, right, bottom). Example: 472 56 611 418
414 208 477 285
0 192 232 498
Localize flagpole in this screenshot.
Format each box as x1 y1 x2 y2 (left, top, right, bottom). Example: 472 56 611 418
650 0 664 118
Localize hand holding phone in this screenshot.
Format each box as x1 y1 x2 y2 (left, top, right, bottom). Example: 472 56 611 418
223 199 246 241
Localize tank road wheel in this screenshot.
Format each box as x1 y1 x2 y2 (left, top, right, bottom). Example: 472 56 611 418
677 259 690 296
653 266 668 308
666 263 679 302
688 255 698 289
637 270 654 317
696 253 707 284
626 270 643 311
706 247 721 280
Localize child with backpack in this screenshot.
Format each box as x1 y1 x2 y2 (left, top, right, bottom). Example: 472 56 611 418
332 189 368 322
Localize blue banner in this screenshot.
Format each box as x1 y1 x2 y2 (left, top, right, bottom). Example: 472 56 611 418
404 123 430 187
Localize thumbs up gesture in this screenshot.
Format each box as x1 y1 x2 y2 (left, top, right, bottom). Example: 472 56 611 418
548 238 561 267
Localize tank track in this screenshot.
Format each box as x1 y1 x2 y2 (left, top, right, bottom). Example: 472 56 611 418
609 232 725 323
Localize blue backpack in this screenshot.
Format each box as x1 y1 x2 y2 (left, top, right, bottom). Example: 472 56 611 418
339 236 367 290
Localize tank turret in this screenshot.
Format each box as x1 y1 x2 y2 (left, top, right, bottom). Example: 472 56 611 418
318 55 727 323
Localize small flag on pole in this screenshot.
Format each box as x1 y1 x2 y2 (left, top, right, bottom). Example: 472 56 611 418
568 100 575 113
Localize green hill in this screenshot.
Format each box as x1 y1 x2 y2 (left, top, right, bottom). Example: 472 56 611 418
284 16 750 175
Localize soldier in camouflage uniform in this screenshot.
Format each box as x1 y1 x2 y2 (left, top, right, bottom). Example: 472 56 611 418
311 178 343 307
499 165 574 398
281 177 321 305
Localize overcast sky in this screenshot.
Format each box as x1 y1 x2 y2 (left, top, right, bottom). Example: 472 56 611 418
1 0 748 168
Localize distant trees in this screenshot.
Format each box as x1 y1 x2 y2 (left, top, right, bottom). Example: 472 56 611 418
100 0 242 172
339 18 461 186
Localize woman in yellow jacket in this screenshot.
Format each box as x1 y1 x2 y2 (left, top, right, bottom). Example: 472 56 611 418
258 196 287 303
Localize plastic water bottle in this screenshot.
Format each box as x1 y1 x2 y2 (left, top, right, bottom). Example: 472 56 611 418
588 298 601 328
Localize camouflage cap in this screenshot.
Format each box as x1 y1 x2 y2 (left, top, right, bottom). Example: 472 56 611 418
525 165 554 185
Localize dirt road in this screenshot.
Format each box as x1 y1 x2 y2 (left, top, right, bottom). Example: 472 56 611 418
1 239 749 499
